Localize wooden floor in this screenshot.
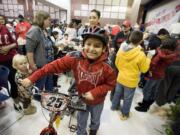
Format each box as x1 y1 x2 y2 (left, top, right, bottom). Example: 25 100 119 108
0 74 167 135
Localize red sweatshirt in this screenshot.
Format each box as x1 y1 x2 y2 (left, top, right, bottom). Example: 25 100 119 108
0 25 17 62
28 51 116 105
149 48 176 79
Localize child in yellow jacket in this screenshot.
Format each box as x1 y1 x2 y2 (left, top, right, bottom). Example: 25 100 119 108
111 30 151 120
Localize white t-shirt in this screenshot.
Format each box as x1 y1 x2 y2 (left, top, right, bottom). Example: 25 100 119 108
65 28 77 40
52 27 63 39
169 22 180 34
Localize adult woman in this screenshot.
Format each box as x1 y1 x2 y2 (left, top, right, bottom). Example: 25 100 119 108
26 11 51 90
89 9 101 27
43 29 54 91
82 9 101 40
0 15 20 110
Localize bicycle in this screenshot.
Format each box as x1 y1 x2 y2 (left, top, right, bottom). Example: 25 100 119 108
39 86 87 135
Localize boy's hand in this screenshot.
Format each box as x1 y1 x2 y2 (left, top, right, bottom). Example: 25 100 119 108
19 78 33 88
147 50 156 59
82 92 94 100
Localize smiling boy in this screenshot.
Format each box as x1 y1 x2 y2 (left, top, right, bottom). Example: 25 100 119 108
20 26 116 135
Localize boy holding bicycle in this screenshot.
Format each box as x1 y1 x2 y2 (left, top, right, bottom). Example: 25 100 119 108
20 26 116 135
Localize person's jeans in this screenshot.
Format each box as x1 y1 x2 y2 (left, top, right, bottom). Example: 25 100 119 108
112 83 135 116
77 103 104 135
0 60 18 99
156 65 180 106
143 79 162 101
35 76 47 91
45 75 54 92
138 73 148 87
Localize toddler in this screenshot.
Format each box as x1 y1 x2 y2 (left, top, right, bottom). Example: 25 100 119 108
12 54 37 115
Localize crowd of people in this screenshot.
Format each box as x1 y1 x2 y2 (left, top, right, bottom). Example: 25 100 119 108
0 9 179 135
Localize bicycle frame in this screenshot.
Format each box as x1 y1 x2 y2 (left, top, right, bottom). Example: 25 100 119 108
40 91 86 135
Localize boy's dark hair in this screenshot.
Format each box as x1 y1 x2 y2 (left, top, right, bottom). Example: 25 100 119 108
18 15 25 23
129 30 143 45
18 14 24 20
148 35 161 50
160 37 177 51
91 9 101 19
157 28 169 36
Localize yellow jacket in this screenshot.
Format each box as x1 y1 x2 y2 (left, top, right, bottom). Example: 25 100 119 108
115 45 150 88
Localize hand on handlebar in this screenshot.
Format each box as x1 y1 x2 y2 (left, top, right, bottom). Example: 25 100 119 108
19 78 33 88
82 92 94 100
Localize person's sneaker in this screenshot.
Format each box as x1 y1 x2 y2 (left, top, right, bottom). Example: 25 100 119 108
24 105 37 115
138 102 143 106
135 105 149 112
120 112 132 121
120 114 129 120
14 103 23 112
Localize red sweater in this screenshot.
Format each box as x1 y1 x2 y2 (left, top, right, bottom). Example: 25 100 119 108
0 25 17 62
149 48 176 79
28 51 116 105
15 21 31 39
111 25 121 36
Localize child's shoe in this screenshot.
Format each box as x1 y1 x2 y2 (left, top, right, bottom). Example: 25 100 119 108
137 101 143 106
135 100 154 112
135 105 149 112
120 114 129 120
24 105 37 115
120 112 131 121
14 103 23 112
